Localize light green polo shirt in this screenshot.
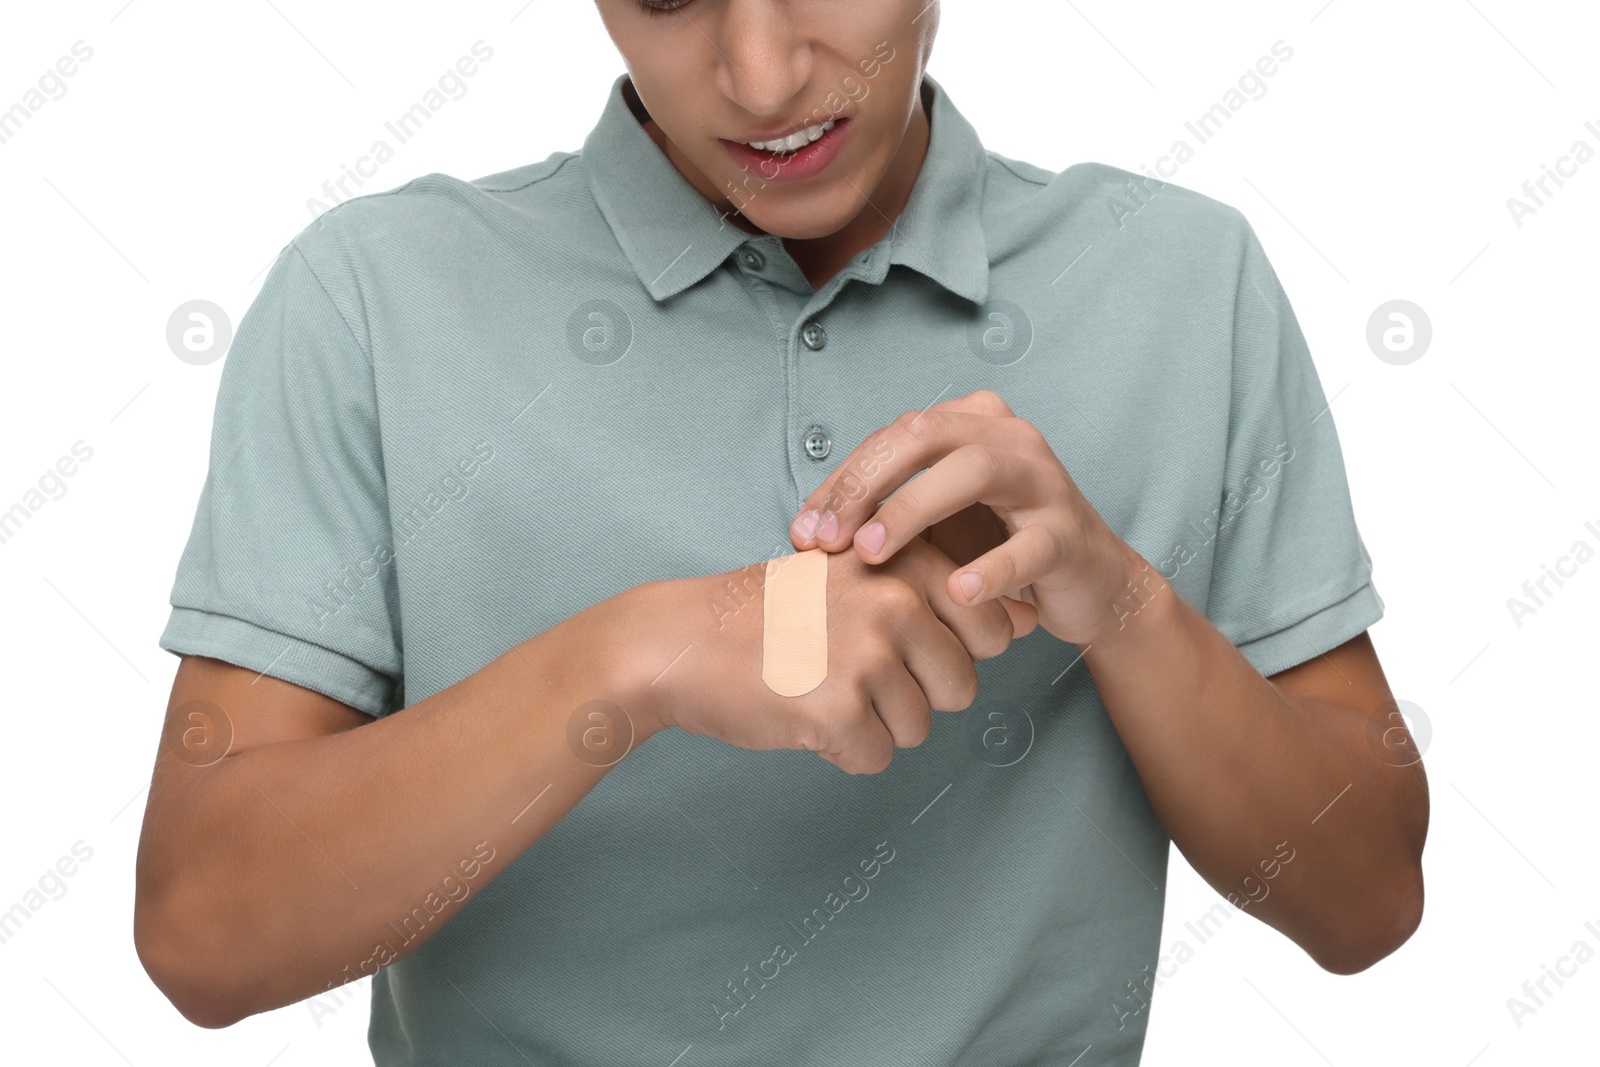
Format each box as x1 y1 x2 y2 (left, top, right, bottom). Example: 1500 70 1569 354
160 71 1383 1065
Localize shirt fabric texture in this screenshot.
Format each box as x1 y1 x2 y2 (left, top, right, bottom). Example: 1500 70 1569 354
159 71 1384 1066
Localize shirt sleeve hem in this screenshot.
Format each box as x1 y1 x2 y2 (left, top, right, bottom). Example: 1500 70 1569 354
158 606 396 717
1231 581 1386 678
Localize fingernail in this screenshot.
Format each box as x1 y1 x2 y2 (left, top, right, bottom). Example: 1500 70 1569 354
858 522 886 554
792 509 819 540
816 509 839 542
958 571 984 601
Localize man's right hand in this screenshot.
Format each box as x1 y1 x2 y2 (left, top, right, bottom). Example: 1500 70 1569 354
611 535 1019 774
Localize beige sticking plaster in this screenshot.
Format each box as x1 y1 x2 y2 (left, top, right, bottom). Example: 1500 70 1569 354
761 548 828 696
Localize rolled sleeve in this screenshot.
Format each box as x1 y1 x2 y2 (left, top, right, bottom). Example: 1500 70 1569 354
158 235 403 716
1204 216 1385 678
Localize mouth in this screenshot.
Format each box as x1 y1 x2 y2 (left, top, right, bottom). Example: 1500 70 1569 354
718 116 853 184
732 117 838 153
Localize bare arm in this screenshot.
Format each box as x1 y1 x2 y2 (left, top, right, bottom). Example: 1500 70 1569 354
133 589 661 1028
779 391 1427 974
1082 548 1429 974
136 533 1013 1027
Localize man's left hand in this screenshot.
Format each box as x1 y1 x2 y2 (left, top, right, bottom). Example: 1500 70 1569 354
788 390 1147 649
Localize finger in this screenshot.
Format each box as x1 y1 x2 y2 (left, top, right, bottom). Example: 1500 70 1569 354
899 536 1018 662
836 566 983 711
890 593 987 712
924 388 1017 419
949 523 1067 607
919 568 1016 662
789 407 1029 552
997 595 1040 638
851 444 1042 566
807 585 917 771
869 666 934 750
812 697 898 775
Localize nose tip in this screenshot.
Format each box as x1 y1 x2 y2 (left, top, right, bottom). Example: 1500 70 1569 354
726 72 807 125
712 9 812 120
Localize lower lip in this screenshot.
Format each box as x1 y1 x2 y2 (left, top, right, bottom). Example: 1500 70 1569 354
719 117 853 183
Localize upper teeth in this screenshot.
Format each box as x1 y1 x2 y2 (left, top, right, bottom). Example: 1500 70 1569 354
741 119 835 153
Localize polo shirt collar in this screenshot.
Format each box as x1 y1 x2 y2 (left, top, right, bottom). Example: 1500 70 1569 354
582 71 990 305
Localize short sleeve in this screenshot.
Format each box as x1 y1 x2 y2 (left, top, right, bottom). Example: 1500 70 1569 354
1203 216 1384 677
158 237 403 716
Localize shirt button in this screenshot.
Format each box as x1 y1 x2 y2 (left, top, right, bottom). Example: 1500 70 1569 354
804 428 831 460
739 247 765 272
801 321 828 351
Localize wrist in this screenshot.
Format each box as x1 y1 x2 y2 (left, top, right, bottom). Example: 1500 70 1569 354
1083 542 1175 657
591 581 675 744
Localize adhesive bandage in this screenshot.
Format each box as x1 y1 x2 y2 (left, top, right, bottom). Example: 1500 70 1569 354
761 548 829 696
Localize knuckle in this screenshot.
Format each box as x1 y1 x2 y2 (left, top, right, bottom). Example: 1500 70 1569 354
823 471 868 513
996 553 1023 594
895 407 942 440
957 442 1005 482
832 471 869 508
842 627 896 674
866 423 901 457
889 408 920 432
904 714 932 748
860 744 894 775
954 668 981 710
869 493 914 539
874 578 924 617
788 714 826 754
974 621 1011 661
970 389 1010 415
1006 411 1044 441
930 666 979 712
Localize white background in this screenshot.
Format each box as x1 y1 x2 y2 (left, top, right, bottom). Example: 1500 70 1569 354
1 1 1596 1064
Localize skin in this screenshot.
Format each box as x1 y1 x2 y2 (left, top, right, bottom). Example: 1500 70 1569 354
605 0 1429 969
135 537 1011 1026
592 0 940 289
134 0 1425 1031
788 391 1430 972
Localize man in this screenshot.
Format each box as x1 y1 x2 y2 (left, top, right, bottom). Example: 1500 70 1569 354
135 2 1427 1063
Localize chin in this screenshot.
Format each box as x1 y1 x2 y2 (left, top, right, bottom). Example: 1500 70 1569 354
743 211 848 240
738 182 873 241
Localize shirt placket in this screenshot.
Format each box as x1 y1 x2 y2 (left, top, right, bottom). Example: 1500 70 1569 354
732 237 883 513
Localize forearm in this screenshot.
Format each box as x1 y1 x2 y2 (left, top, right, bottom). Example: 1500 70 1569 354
1081 544 1427 972
135 588 664 1026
